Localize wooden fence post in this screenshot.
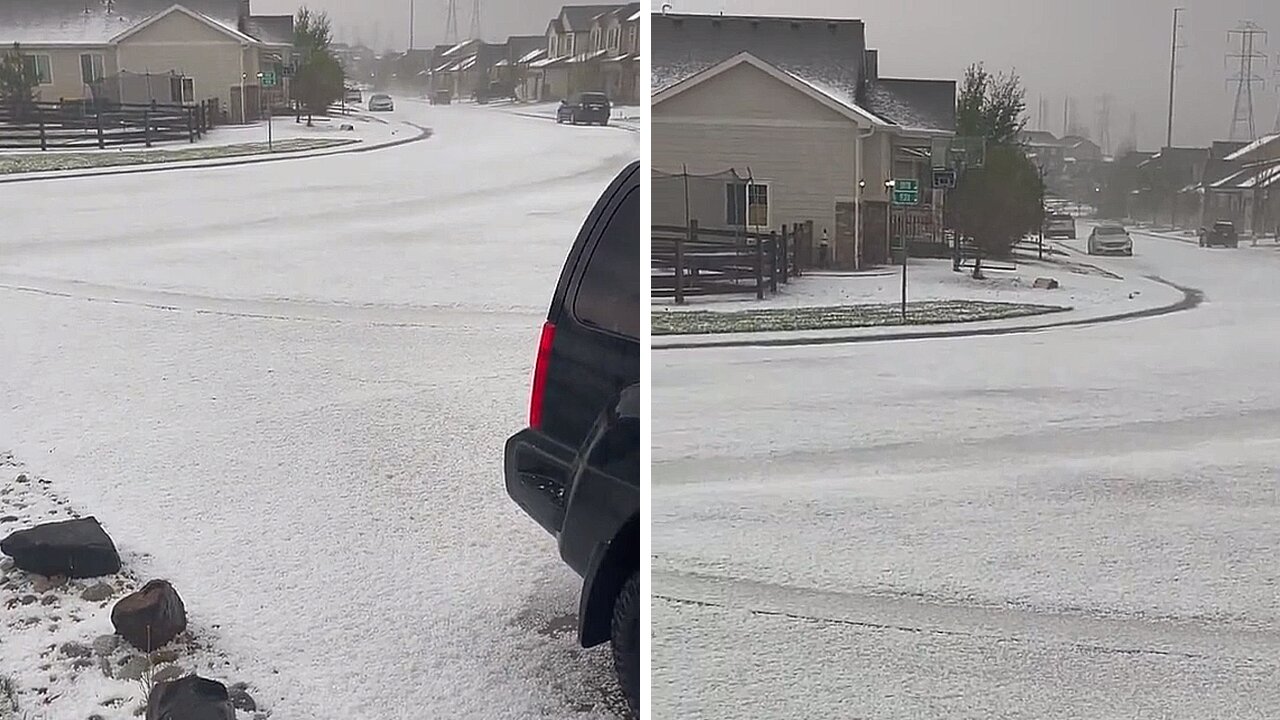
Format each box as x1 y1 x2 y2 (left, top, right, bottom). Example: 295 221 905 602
769 231 780 293
755 230 765 300
677 220 694 305
144 109 152 147
39 119 47 151
780 225 790 283
186 107 195 143
96 110 105 149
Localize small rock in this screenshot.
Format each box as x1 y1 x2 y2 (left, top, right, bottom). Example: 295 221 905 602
20 594 36 605
72 657 95 670
33 575 68 593
41 594 58 606
340 123 355 131
146 675 234 720
61 641 92 658
1032 276 1060 290
81 582 115 602
1 557 13 571
112 579 186 651
98 656 113 678
93 634 120 656
228 685 257 712
15 474 28 483
116 656 149 682
0 515 17 523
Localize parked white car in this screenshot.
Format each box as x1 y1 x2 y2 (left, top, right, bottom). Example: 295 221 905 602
1087 224 1133 256
368 94 394 112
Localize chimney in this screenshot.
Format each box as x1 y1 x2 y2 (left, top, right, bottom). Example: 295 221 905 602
863 49 878 84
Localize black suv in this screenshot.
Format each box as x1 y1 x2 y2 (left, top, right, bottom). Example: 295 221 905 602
1199 221 1239 248
504 161 639 715
557 92 612 126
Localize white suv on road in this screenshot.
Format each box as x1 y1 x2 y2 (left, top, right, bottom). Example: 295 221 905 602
1087 224 1133 256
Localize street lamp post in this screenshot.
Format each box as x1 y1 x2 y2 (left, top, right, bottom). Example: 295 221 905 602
887 179 907 323
256 72 273 151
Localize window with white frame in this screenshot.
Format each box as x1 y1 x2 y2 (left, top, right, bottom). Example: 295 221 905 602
566 34 575 55
608 26 620 51
80 53 104 84
627 26 637 53
726 181 771 228
22 54 53 85
591 27 602 51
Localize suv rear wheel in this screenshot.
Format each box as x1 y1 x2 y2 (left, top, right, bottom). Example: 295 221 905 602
611 570 640 717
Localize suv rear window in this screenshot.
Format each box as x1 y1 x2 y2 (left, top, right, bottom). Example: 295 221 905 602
573 187 639 338
580 93 608 103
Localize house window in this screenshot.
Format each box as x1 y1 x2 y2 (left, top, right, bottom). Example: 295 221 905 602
726 181 771 228
22 54 53 85
548 35 557 55
627 26 637 52
608 27 620 51
591 27 602 51
80 53 105 84
566 34 575 56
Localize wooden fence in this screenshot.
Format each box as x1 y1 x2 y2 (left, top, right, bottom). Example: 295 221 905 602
0 100 220 151
652 221 798 303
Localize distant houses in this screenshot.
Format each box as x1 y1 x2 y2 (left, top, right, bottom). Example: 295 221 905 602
0 0 293 123
379 3 639 105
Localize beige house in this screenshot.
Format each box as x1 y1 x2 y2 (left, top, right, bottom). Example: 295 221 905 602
653 14 956 269
1 1 292 123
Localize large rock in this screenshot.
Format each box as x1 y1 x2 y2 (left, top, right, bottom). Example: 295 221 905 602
0 517 121 578
112 580 187 651
146 676 235 720
1032 276 1060 290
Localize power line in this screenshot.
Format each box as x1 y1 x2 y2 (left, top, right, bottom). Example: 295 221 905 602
1227 21 1268 142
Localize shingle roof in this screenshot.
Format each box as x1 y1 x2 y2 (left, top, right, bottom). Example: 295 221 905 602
243 15 292 45
0 0 241 44
560 4 622 32
653 13 954 133
1224 133 1280 162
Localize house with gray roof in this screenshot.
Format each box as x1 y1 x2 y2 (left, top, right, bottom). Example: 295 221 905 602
0 0 292 122
652 12 956 269
528 4 631 102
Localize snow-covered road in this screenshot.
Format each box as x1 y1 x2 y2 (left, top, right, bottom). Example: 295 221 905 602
653 225 1280 718
0 100 636 719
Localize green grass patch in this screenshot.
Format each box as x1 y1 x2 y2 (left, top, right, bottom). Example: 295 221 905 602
652 300 1070 336
0 137 357 175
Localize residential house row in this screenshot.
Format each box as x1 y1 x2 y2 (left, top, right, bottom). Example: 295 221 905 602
1104 134 1280 238
0 0 293 123
380 3 639 105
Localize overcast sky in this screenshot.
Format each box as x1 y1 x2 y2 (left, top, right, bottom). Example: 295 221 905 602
255 0 566 50
672 0 1280 150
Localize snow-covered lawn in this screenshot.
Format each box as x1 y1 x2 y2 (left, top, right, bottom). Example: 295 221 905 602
0 138 355 174
653 300 1065 335
0 103 637 719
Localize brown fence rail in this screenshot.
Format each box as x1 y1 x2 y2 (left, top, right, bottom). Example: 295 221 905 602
0 100 219 150
652 221 797 303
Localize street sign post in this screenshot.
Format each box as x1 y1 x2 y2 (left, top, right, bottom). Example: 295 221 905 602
892 178 919 205
932 168 957 189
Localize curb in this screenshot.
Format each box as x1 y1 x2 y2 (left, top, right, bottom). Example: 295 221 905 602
653 276 1203 351
0 122 433 185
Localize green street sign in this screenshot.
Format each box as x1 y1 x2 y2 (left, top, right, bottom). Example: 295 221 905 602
892 178 919 205
260 71 278 87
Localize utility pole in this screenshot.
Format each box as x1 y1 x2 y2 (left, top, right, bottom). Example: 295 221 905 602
1097 94 1113 155
445 0 460 45
408 0 414 50
470 0 482 41
1227 21 1268 142
1167 8 1184 148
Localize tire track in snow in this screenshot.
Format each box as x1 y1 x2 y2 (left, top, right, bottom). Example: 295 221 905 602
652 569 1279 665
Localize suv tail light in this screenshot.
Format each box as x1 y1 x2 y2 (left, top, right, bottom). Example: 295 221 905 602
529 321 556 429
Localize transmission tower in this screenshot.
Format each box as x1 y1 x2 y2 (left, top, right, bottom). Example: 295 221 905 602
469 0 481 40
1274 61 1280 132
1226 21 1268 142
445 0 460 44
1097 94 1113 155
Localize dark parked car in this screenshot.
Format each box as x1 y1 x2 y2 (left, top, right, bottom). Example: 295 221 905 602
557 92 612 126
503 161 639 715
1200 221 1239 248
